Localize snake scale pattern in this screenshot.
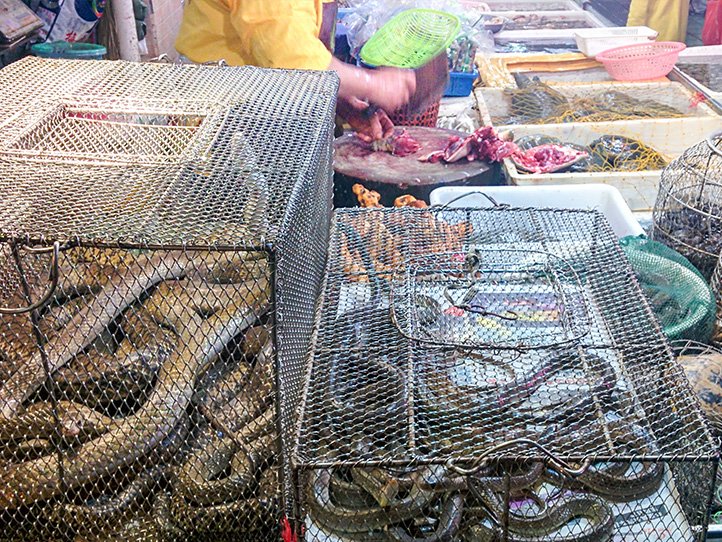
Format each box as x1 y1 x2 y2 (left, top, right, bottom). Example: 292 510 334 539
0 246 280 539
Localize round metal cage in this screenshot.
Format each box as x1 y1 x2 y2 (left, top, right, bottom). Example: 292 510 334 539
651 131 722 280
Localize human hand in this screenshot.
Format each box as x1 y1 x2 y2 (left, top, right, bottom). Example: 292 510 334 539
366 66 416 113
337 98 395 142
331 58 416 116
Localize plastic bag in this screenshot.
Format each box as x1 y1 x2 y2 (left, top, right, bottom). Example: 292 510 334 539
703 0 722 45
344 0 452 61
447 21 494 73
620 235 716 343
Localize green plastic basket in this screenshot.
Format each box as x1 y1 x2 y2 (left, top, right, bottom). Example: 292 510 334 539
360 9 461 69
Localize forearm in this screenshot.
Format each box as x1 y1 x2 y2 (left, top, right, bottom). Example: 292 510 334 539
328 56 373 103
327 56 416 113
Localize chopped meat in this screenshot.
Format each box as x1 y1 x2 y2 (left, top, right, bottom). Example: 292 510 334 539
371 128 421 157
511 144 589 174
418 126 519 164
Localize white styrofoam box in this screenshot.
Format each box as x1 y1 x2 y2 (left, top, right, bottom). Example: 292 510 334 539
574 26 658 58
475 81 720 129
677 45 722 62
500 120 721 212
429 184 644 238
492 10 606 43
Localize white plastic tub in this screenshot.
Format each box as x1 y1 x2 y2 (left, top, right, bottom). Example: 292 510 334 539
574 26 658 58
474 81 720 129
429 184 644 238
498 121 720 212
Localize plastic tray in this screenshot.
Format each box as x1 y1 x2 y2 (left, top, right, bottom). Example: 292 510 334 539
474 81 720 129
574 26 659 58
492 10 606 43
499 121 720 211
429 184 644 238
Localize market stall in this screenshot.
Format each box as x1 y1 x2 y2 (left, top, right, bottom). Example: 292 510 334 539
0 0 720 540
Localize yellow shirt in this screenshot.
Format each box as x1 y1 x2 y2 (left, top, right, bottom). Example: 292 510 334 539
175 0 333 70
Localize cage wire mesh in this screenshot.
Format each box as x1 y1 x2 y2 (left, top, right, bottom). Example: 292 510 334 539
651 131 722 281
671 340 722 525
0 57 338 540
709 251 722 346
293 207 718 542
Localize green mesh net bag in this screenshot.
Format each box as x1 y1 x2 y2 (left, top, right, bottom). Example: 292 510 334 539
620 235 716 343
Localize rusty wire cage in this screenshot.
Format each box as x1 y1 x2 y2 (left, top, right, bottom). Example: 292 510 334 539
0 57 337 540
650 130 722 281
293 206 719 542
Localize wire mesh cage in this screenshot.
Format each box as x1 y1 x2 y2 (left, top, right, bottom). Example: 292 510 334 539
650 131 722 280
293 207 719 542
708 253 722 346
671 340 722 528
0 57 338 540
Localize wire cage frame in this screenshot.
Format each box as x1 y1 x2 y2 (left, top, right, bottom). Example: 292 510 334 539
293 206 719 542
0 57 338 540
708 253 722 347
650 130 722 280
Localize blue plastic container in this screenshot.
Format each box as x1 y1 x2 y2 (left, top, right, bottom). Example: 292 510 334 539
443 68 479 97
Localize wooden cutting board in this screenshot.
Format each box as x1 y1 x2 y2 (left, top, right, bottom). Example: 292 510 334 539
333 126 492 187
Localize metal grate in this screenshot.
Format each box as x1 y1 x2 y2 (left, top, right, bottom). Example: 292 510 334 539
294 207 718 542
651 131 722 281
389 248 590 349
0 58 337 540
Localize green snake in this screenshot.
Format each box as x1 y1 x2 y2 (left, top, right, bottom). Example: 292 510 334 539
0 276 269 509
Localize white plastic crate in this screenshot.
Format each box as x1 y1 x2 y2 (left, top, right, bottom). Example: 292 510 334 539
500 121 720 212
429 184 644 237
574 26 659 58
492 10 606 43
475 81 720 129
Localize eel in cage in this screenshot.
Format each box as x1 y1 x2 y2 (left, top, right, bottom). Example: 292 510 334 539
462 492 614 542
0 274 270 509
164 338 279 532
173 339 276 506
0 252 192 421
540 420 664 502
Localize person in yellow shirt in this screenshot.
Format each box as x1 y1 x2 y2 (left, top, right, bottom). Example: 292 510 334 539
175 0 416 142
626 0 689 42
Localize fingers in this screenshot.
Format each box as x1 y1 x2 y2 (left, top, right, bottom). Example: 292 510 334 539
346 96 370 111
368 110 385 141
377 110 395 139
